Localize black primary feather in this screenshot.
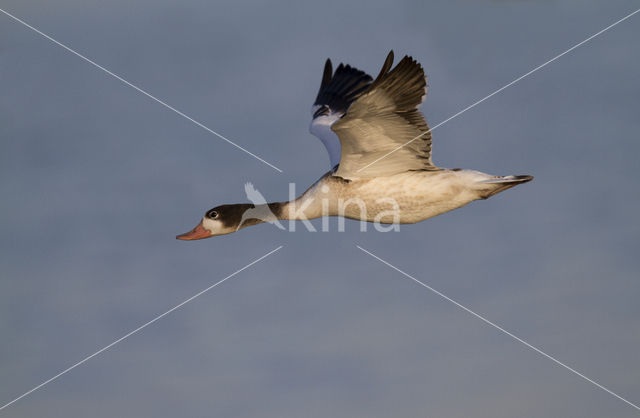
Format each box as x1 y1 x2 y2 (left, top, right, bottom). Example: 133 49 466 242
313 58 373 116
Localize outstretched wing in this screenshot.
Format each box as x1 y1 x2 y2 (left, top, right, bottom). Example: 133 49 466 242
309 59 372 168
332 51 436 180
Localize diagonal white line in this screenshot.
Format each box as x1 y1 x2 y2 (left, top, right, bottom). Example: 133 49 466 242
357 8 640 174
356 244 640 412
0 7 283 173
0 245 283 412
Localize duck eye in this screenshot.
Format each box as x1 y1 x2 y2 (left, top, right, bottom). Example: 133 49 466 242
208 210 219 219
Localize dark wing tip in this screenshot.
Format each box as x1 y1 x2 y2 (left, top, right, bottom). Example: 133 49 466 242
372 50 395 84
321 59 333 89
313 56 373 114
366 52 427 111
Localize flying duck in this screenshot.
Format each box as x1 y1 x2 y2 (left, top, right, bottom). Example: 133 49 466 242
177 51 532 239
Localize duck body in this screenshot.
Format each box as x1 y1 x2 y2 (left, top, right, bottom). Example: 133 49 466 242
281 169 532 224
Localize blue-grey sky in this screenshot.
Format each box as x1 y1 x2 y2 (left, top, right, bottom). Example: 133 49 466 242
1 0 639 416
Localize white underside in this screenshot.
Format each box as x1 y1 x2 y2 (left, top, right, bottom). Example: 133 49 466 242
282 169 503 224
309 113 342 168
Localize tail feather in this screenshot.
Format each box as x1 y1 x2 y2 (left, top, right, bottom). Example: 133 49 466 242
477 175 533 199
478 175 534 184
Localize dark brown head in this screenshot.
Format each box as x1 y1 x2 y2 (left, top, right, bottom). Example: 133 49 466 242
176 204 255 240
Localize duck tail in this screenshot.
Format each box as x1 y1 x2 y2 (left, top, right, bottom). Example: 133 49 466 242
476 175 533 199
478 175 534 184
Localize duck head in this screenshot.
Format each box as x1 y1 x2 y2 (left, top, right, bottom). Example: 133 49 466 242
176 204 255 240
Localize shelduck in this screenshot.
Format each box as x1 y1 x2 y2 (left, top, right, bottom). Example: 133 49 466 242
177 51 532 239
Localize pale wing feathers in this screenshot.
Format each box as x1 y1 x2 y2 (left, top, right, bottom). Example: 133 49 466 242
332 52 434 179
309 59 372 168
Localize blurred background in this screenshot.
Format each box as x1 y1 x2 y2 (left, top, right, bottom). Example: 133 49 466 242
1 0 639 416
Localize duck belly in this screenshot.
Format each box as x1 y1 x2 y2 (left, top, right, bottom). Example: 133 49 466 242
328 170 483 224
